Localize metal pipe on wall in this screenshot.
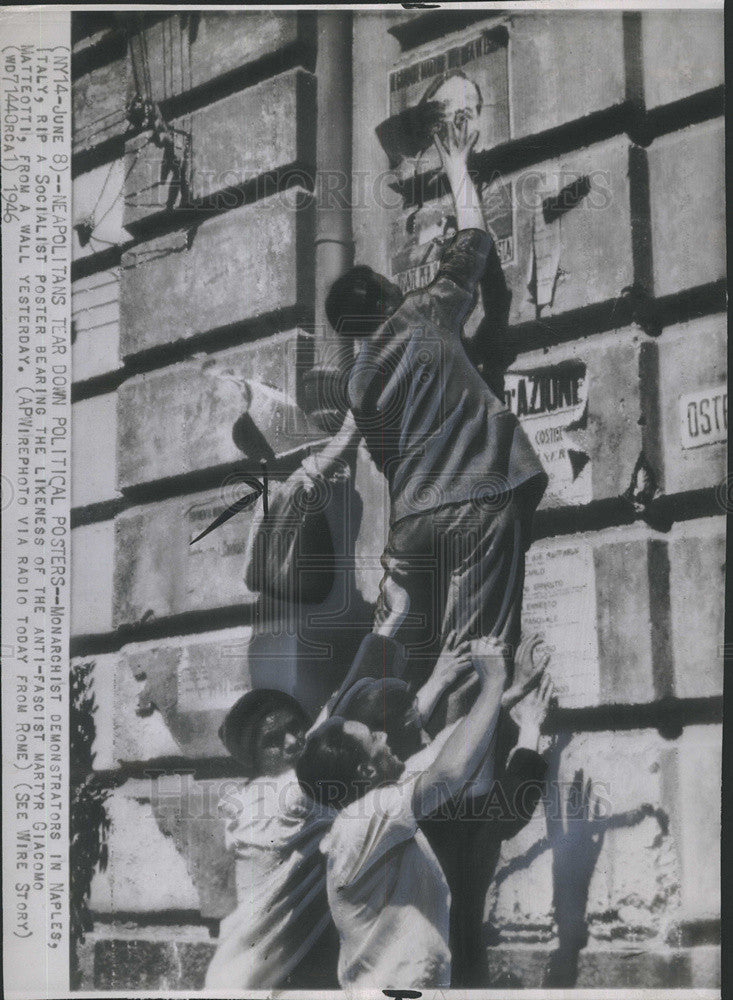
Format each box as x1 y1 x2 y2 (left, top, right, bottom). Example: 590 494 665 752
306 10 354 429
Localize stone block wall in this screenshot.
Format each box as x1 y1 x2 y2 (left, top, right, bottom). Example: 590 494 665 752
71 9 723 990
70 13 326 988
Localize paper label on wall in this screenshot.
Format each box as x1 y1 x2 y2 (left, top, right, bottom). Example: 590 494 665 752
505 360 592 507
522 541 601 708
679 385 727 449
177 644 249 712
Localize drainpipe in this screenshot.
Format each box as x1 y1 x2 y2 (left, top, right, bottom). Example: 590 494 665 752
305 10 354 431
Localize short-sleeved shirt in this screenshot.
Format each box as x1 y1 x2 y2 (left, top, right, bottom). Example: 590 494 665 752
320 728 461 990
205 770 336 990
348 230 546 525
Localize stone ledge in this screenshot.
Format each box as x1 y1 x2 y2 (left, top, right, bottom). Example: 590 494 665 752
71 269 122 384
641 10 724 110
648 118 725 300
77 931 720 990
73 48 127 156
485 942 720 989
72 393 120 507
71 520 116 637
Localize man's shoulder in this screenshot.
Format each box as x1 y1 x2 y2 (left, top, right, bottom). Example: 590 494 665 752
426 275 472 314
221 769 311 820
383 290 436 332
435 228 493 299
323 783 417 889
328 782 414 842
445 228 494 256
387 284 459 338
332 783 388 827
217 778 251 820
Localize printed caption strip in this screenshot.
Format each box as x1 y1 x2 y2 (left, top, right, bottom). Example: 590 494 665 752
1 9 72 998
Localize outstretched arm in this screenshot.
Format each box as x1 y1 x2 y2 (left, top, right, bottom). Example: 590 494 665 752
411 636 508 819
304 411 361 480
489 672 555 841
414 630 473 726
502 633 550 711
436 117 512 382
434 118 485 233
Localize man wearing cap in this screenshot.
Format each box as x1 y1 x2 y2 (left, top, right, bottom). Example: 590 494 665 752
204 686 335 991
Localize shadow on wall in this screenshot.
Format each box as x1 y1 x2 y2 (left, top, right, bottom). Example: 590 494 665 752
487 731 674 988
246 469 372 716
142 470 373 921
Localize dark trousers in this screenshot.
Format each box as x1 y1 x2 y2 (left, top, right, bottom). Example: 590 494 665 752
378 490 540 985
419 745 547 987
284 919 340 989
419 815 503 986
377 489 536 728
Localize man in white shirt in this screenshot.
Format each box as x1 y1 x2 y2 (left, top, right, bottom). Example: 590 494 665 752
296 636 516 990
205 630 474 990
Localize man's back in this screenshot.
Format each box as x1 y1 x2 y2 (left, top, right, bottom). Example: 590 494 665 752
320 737 458 989
206 770 335 989
348 235 546 525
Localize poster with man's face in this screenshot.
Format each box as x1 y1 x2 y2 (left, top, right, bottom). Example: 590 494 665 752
388 29 509 164
386 29 514 293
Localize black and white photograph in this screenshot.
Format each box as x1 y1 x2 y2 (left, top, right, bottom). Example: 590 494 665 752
0 3 726 996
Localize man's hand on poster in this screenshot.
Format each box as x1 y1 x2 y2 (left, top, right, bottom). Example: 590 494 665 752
470 635 512 693
512 671 555 751
501 633 551 712
432 629 474 688
432 114 485 231
433 115 480 175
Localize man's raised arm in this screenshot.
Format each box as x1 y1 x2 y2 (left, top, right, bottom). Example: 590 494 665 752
413 629 473 726
411 637 508 820
434 118 485 234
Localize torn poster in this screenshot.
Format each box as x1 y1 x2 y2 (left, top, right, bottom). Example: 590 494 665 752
504 360 591 506
526 202 563 310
